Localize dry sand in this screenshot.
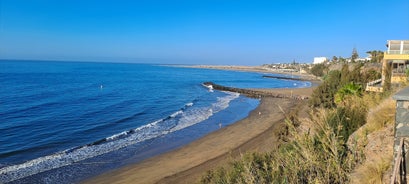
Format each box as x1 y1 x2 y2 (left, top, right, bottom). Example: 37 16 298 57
181 65 319 81
84 68 317 184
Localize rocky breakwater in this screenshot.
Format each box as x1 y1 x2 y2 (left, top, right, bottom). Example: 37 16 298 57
203 82 308 100
262 75 311 81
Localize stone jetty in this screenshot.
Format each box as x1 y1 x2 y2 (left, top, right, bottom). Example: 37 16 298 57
203 82 308 100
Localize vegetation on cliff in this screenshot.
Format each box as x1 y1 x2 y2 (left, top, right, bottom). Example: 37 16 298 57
201 63 393 184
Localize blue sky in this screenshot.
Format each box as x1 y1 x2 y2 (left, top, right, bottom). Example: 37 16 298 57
0 0 408 65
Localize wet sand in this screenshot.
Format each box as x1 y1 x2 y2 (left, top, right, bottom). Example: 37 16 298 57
84 86 314 184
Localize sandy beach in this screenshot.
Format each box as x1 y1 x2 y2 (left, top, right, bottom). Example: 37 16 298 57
181 65 319 81
84 68 317 184
84 90 314 184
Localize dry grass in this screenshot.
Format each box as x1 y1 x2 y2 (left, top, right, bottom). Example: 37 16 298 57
201 104 366 184
365 97 395 134
362 92 383 108
201 82 399 184
348 96 396 184
351 156 392 184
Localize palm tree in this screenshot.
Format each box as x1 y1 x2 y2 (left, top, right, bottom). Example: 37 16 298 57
334 82 362 105
366 50 384 63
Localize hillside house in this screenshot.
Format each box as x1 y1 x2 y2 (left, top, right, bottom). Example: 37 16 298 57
366 40 409 92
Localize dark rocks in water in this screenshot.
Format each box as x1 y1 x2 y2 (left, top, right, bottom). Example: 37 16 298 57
262 75 309 81
202 82 308 100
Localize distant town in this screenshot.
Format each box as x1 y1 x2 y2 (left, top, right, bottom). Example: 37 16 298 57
262 48 383 74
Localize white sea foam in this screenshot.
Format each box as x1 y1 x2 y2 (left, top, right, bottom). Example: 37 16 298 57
106 131 128 141
202 84 214 92
170 91 239 132
171 108 213 132
0 92 240 183
0 120 165 182
170 110 183 118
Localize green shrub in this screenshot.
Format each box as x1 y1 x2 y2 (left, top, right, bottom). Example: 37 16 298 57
310 70 341 108
310 64 367 108
310 63 328 77
201 106 366 184
327 100 367 143
334 82 363 105
201 63 378 184
362 69 381 83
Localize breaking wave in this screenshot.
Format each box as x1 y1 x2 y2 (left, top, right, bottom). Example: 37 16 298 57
0 91 240 183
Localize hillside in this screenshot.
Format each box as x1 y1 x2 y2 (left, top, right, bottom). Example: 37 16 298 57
201 63 401 183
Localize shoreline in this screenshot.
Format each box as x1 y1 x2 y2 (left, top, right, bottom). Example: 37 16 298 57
84 86 315 184
180 64 320 81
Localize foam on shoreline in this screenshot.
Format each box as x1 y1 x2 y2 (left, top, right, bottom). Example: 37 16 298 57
0 91 243 183
84 84 316 184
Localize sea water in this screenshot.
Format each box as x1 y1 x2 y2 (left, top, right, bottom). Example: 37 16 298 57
0 60 310 183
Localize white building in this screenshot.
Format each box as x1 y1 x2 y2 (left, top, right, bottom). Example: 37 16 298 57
313 57 327 64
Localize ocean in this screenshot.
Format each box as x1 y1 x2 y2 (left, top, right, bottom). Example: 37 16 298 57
0 60 310 183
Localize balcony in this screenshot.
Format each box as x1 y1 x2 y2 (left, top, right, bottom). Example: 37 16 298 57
385 40 409 60
387 50 409 55
387 40 409 50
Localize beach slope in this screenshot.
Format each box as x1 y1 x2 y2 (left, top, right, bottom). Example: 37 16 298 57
84 87 313 184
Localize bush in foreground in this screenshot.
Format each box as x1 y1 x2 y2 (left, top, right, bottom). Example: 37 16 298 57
201 63 395 183
201 99 367 183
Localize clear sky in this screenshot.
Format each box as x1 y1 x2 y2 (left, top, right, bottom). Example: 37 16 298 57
0 0 408 65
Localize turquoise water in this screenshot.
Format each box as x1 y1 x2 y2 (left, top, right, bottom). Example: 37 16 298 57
0 60 310 183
